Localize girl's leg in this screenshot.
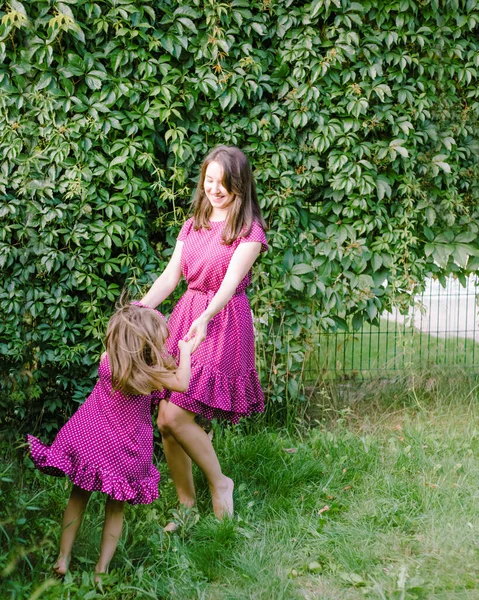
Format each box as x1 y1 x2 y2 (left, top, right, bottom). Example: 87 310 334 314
157 401 196 508
159 402 234 519
95 497 124 578
55 485 92 575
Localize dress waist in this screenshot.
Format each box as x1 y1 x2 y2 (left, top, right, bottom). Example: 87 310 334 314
186 288 246 299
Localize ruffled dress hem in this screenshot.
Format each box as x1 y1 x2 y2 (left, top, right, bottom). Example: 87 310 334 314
170 394 263 424
155 365 264 424
26 435 160 505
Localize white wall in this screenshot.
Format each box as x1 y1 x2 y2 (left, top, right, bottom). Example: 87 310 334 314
383 277 479 342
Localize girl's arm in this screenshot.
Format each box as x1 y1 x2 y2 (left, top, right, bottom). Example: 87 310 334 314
156 338 195 393
140 241 184 307
186 241 262 351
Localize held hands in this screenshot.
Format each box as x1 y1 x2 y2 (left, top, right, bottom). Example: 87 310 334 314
184 315 209 353
178 336 196 354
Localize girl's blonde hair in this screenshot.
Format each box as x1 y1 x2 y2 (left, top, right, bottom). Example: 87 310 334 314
105 301 176 396
192 145 267 244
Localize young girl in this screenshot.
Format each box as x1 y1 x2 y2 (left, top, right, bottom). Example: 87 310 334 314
27 300 195 578
140 145 268 525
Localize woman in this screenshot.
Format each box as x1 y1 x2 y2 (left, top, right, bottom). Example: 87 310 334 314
141 145 268 521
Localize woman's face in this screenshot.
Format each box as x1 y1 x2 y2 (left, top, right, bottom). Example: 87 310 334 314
204 161 235 212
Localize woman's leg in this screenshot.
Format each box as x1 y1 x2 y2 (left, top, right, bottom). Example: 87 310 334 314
158 401 196 508
55 485 92 575
95 497 125 579
159 402 233 519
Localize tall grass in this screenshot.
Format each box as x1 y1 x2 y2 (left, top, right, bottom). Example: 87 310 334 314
2 372 479 598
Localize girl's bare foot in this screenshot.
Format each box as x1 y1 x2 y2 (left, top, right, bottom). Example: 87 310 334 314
212 476 234 519
94 568 107 584
53 555 69 576
163 499 195 533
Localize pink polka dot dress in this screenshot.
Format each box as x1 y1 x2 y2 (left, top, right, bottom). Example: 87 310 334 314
158 218 267 423
27 356 161 505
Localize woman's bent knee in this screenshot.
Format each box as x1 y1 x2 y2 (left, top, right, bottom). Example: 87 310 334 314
158 404 193 437
157 402 172 436
157 415 172 437
158 411 178 437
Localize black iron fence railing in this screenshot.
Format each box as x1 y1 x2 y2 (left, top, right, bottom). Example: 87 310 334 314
303 277 479 381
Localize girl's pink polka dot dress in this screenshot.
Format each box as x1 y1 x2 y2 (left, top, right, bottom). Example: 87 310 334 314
27 356 161 505
158 218 267 423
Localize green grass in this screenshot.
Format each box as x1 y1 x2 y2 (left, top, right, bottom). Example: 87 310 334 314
305 319 479 381
2 375 479 599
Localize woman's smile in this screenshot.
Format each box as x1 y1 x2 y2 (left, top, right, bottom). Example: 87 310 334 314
204 161 235 213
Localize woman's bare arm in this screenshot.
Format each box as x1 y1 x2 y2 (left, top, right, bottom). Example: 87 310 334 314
141 241 184 308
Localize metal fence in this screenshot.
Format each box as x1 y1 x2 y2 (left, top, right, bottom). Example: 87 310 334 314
304 276 479 381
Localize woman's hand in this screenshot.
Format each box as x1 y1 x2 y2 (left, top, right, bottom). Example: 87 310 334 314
185 315 209 352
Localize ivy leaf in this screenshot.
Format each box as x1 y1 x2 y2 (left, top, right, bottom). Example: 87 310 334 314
57 3 75 19
389 139 409 157
432 154 451 173
311 0 324 19
452 244 470 268
251 22 264 35
352 313 364 330
287 377 299 398
467 256 479 271
160 35 175 55
290 275 304 291
292 263 314 275
85 73 102 90
282 249 294 271
178 17 197 33
432 244 454 268
110 155 128 167
371 253 382 271
425 207 436 225
219 92 232 110
455 232 477 243
11 0 27 15
376 176 392 200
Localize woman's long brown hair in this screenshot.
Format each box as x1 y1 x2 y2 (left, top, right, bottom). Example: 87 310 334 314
106 302 176 396
192 145 267 244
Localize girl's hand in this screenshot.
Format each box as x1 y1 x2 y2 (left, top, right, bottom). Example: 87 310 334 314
160 336 195 393
185 316 208 352
178 336 196 354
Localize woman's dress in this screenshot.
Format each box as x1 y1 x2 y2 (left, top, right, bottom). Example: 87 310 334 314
159 218 267 423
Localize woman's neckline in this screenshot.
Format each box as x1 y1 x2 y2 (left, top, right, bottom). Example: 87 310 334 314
209 219 226 224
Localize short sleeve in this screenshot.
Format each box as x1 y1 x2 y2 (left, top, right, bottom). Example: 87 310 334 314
239 221 268 253
151 388 168 406
178 217 194 242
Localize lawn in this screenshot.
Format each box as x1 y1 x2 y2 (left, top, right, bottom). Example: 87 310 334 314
2 373 479 599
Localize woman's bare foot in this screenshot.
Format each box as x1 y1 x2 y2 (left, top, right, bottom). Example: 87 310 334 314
53 555 69 576
163 521 179 533
211 476 234 519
